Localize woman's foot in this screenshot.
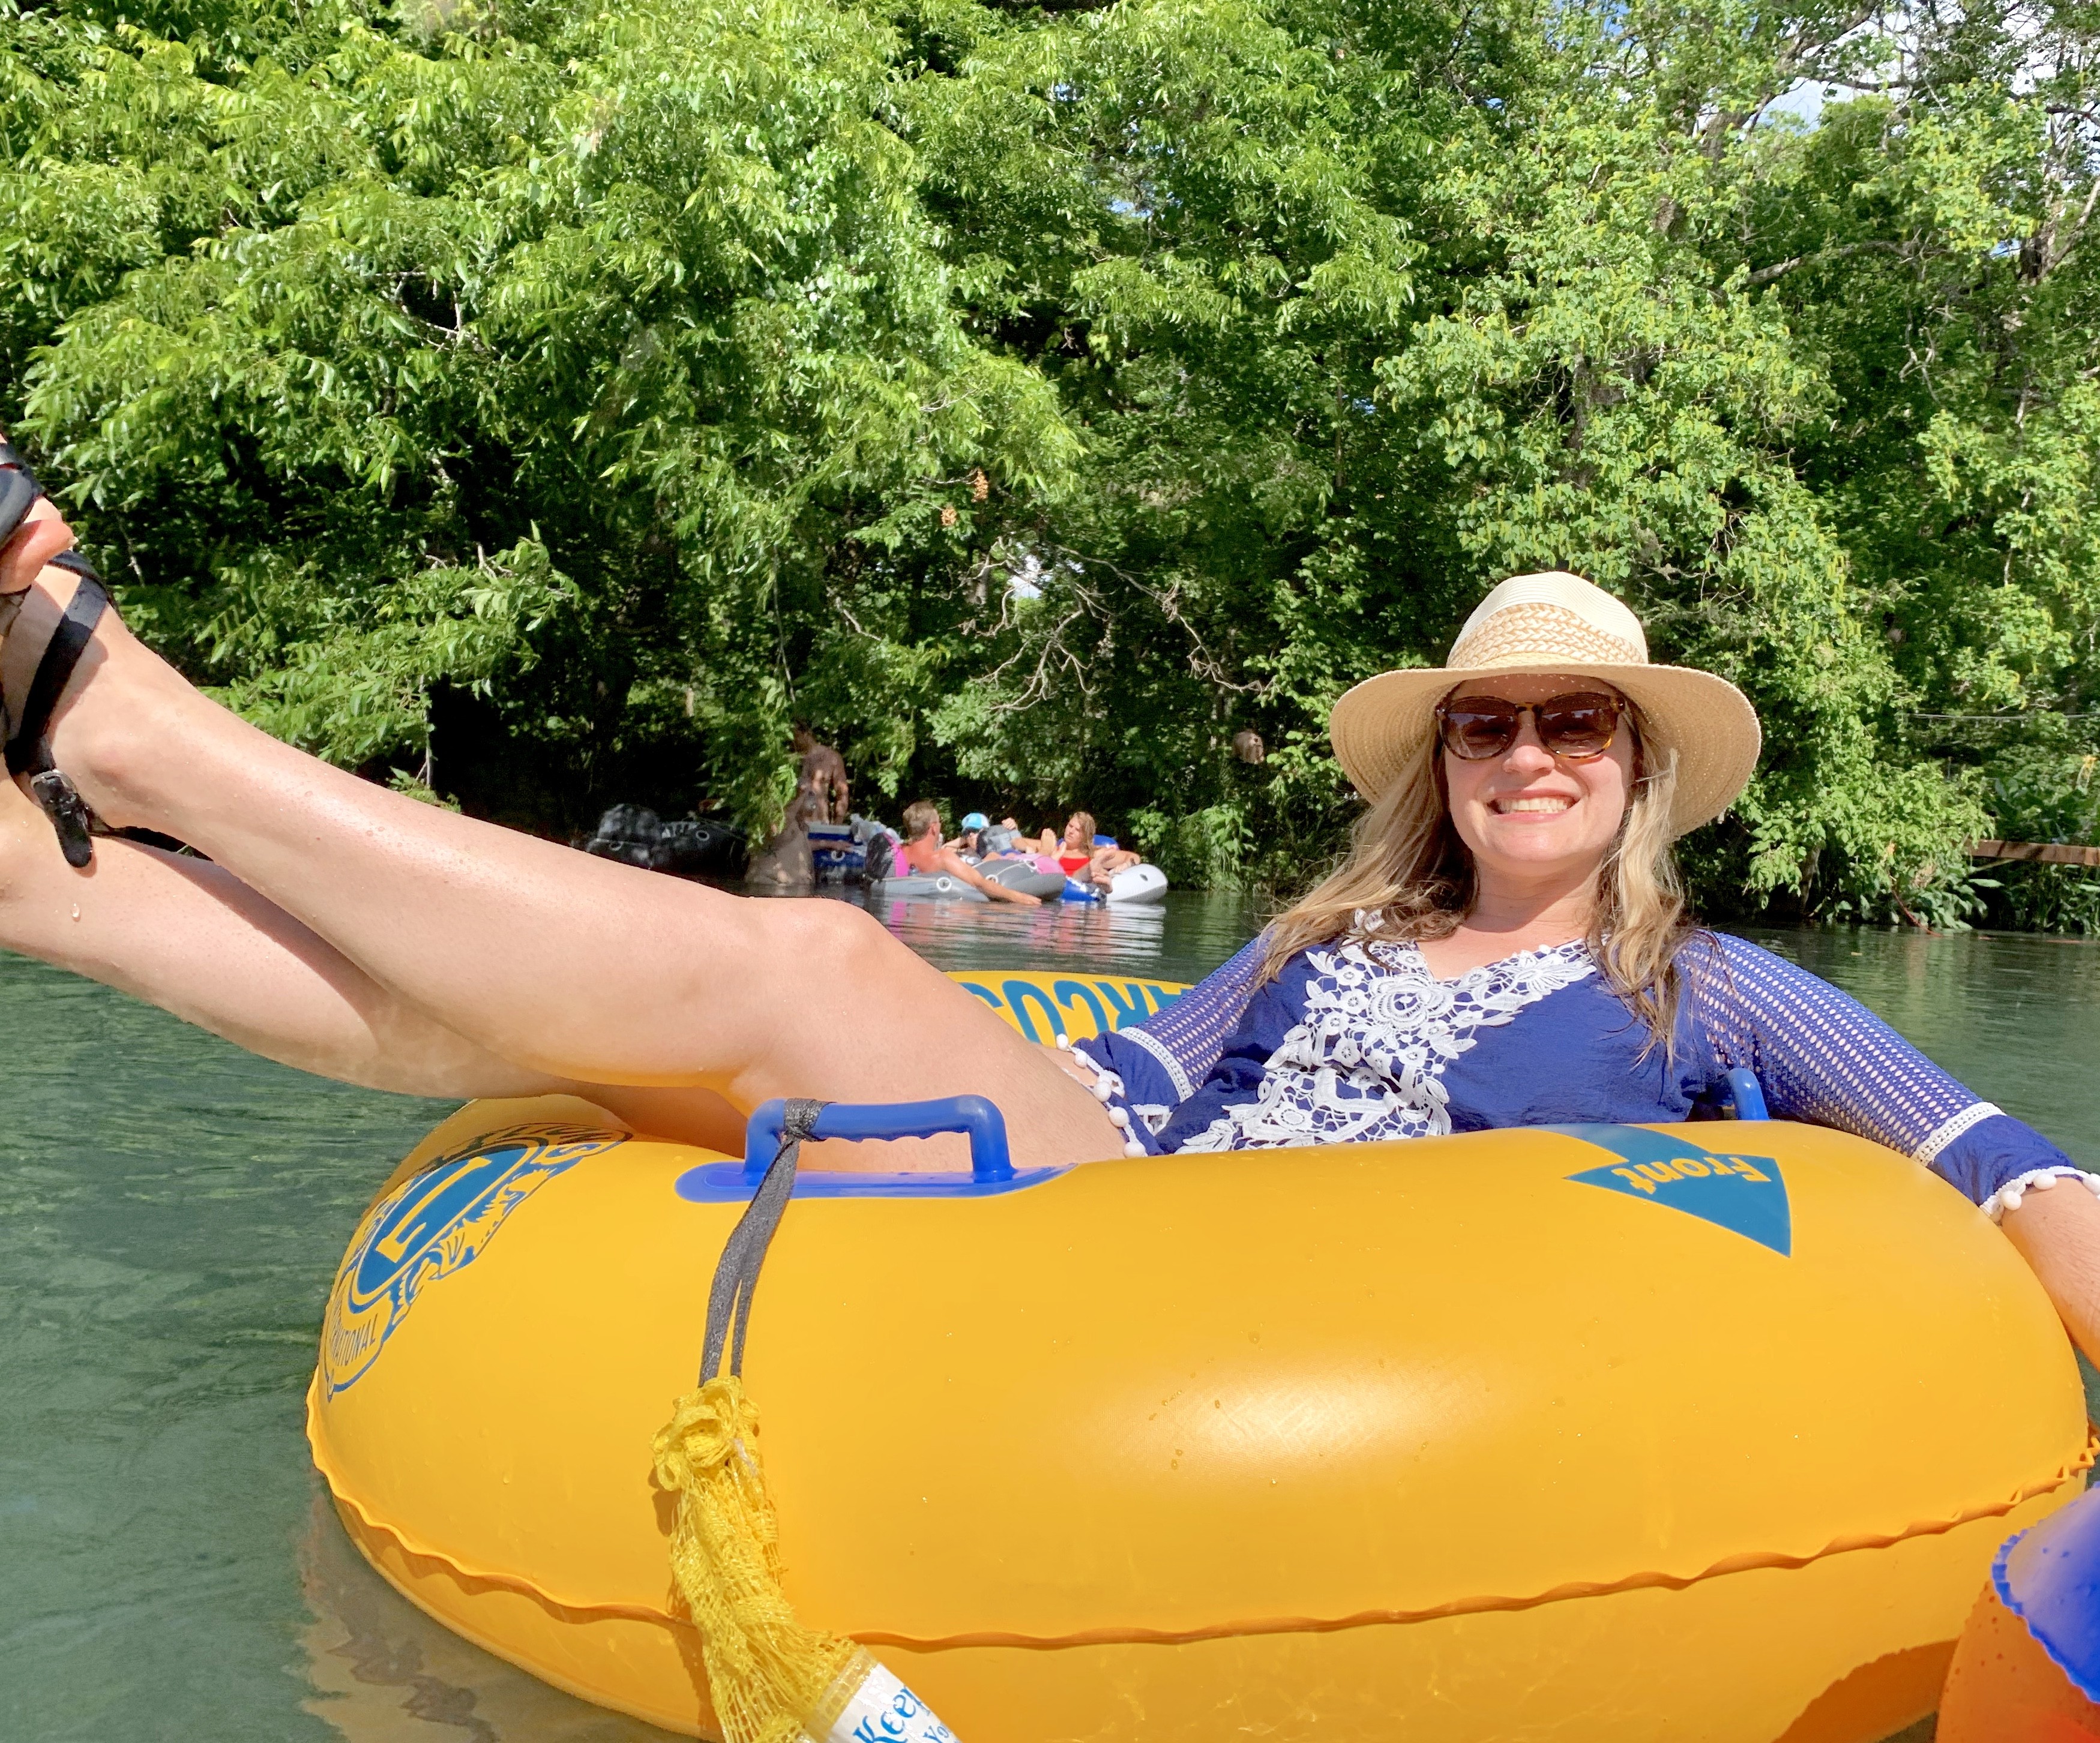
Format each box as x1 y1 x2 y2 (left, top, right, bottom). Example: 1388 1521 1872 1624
0 446 181 857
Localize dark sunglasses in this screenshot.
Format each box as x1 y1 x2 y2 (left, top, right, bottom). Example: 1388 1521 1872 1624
1435 690 1624 762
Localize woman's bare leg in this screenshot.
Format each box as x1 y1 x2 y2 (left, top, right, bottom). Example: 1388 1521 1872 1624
0 772 749 1148
0 794 552 1096
1 515 1118 1170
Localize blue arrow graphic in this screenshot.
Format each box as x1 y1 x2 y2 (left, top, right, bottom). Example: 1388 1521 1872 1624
1552 1124 1793 1257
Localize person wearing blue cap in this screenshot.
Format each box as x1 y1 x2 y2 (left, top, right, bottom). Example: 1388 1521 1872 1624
899 801 1037 904
953 811 1030 859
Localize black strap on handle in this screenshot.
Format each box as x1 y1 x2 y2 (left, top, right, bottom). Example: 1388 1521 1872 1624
699 1097 828 1383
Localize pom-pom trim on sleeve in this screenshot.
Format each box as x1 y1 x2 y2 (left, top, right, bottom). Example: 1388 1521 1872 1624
1980 1166 2100 1225
1059 1037 1148 1157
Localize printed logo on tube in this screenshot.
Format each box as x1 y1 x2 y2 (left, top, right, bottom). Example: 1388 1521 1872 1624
321 1123 625 1394
822 1662 959 1743
954 973 1181 1042
1556 1124 1793 1256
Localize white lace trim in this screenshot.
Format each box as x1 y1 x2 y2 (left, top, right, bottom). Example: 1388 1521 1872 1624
1981 1165 2100 1223
1912 1101 2005 1165
1120 1025 1196 1102
1175 938 1595 1154
1130 1102 1174 1135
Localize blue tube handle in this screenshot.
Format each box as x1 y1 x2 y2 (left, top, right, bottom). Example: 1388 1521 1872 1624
1724 1068 1770 1121
742 1094 1012 1182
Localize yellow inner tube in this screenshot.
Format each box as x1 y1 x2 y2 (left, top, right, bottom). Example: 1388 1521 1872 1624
307 970 2092 1742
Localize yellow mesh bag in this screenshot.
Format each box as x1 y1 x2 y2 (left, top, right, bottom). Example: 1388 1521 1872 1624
653 1376 862 1743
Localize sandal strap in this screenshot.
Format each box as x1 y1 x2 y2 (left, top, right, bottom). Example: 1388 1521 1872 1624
7 573 107 776
27 769 98 869
5 574 110 870
0 448 110 869
0 464 36 550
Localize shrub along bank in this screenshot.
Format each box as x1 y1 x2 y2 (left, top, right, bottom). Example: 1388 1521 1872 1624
7 0 2100 924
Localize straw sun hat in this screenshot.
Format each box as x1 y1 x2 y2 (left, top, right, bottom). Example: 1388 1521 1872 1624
1328 572 1762 839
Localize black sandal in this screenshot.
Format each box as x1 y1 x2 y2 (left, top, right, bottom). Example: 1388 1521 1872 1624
0 439 110 868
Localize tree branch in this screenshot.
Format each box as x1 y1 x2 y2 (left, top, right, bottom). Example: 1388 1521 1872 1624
1745 239 1907 286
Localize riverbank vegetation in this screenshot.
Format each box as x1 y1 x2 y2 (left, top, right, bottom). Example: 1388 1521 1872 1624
6 0 2100 924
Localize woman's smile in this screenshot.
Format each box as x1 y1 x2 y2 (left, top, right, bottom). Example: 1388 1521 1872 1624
1440 673 1636 892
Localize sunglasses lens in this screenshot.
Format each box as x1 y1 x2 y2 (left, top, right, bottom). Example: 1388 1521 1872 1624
1438 692 1622 760
1536 695 1620 758
1439 703 1520 760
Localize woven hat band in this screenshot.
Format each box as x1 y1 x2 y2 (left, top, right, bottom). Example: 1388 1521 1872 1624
1445 601 1647 671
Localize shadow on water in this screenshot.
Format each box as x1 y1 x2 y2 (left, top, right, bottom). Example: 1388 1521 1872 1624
6 913 2096 1738
296 1493 677 1742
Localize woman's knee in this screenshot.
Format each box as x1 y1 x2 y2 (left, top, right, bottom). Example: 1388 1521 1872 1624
779 896 898 974
745 898 925 1015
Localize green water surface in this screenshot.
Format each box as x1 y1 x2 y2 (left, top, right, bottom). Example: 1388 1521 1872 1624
4 896 2095 1741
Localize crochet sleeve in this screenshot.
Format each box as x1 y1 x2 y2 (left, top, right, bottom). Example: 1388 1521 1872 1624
1683 932 2096 1218
1070 934 1266 1127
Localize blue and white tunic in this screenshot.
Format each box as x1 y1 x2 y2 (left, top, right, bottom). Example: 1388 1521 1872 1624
1071 928 2095 1217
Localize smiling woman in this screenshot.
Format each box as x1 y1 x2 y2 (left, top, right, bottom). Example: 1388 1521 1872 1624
1067 574 2100 1372
1439 679 1640 886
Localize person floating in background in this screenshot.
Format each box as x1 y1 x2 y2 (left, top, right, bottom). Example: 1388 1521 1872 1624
1083 833 1141 886
978 816 1026 856
1025 811 1140 887
899 801 1039 905
956 814 1031 859
790 725 849 824
1029 811 1100 869
744 787 824 889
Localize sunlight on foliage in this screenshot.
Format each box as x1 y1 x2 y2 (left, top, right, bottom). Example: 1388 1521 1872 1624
6 0 2100 923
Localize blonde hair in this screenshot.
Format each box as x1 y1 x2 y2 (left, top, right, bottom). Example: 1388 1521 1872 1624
903 799 942 842
1262 700 1695 1043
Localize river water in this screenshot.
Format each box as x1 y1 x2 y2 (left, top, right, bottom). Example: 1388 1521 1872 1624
5 892 2096 1742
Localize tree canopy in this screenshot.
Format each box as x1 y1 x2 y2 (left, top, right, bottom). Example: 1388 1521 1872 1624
6 0 2100 922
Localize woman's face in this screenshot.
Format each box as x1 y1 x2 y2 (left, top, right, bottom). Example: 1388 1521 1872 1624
1063 817 1089 850
1440 675 1636 892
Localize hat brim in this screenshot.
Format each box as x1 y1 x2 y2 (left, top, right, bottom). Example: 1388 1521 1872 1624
1329 661 1762 839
